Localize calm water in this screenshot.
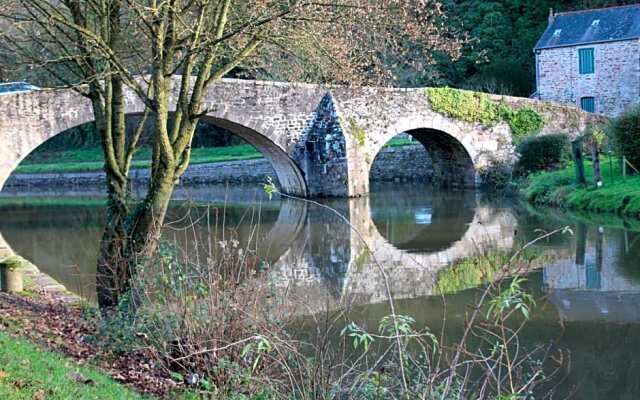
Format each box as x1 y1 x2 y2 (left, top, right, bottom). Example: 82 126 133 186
1 182 640 398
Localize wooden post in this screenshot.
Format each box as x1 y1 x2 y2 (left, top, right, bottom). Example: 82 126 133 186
575 223 586 266
572 139 586 185
623 156 627 178
591 138 602 187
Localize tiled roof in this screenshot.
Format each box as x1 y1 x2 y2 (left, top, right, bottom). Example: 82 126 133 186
535 4 640 50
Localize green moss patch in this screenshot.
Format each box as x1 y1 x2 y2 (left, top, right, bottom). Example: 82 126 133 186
426 87 544 143
348 118 367 147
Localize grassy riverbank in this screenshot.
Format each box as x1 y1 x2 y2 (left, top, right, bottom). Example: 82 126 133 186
522 156 640 218
17 137 415 175
16 144 263 174
0 331 147 399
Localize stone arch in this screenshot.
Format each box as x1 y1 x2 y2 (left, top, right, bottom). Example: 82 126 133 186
0 88 308 196
368 118 477 189
200 116 307 196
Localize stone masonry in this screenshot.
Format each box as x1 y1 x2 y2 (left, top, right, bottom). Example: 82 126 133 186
536 39 640 117
0 78 598 198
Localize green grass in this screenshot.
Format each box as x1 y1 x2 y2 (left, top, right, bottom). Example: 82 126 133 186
0 331 149 399
17 137 415 175
0 197 108 208
522 156 640 218
17 144 263 174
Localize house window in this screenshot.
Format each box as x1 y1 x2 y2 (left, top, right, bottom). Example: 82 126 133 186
581 96 596 112
579 48 595 74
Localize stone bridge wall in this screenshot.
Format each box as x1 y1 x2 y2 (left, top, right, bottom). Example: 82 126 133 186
0 78 600 198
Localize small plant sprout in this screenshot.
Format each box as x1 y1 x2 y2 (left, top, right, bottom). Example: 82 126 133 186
241 335 273 372
487 277 536 322
263 176 277 200
378 314 415 336
341 322 375 352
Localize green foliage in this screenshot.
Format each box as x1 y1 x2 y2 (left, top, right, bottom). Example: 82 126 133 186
0 255 28 271
263 176 278 200
426 87 505 125
0 331 148 399
341 322 375 352
479 160 515 193
608 105 640 169
435 251 510 294
415 1 636 96
426 87 544 141
435 249 550 295
487 277 536 321
507 107 545 142
515 134 570 175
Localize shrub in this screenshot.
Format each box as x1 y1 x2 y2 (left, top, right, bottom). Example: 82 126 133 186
507 107 545 143
478 160 515 193
609 105 640 169
515 134 571 175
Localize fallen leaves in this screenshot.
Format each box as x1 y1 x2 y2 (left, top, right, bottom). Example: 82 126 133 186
0 291 175 396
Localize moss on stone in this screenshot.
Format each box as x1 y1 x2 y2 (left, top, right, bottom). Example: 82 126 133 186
348 118 367 147
0 255 27 271
506 107 545 143
353 248 371 271
426 87 545 142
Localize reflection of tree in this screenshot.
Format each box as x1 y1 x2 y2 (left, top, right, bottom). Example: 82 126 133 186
617 230 640 283
0 201 286 300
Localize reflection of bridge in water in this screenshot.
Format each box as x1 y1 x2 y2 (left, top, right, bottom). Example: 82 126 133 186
268 189 517 309
2 185 640 328
0 186 516 307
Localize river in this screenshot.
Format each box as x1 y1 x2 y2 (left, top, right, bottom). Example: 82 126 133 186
1 182 639 398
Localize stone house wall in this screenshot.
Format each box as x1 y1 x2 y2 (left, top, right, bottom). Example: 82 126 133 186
536 39 640 117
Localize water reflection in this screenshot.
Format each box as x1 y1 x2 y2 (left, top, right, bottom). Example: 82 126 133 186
1 183 640 398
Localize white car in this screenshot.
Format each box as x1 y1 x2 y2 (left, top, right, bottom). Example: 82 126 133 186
0 82 40 95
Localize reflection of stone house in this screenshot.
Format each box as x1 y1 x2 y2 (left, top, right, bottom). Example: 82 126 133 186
534 5 640 116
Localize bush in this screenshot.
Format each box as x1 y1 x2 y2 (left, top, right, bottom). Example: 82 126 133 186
507 107 545 143
515 134 570 175
609 105 640 169
478 160 516 193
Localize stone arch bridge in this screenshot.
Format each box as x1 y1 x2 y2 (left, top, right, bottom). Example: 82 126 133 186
0 78 599 197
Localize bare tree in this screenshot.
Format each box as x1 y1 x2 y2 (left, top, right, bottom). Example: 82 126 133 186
1 0 461 311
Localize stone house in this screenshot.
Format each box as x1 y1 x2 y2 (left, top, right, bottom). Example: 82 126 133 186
534 5 640 116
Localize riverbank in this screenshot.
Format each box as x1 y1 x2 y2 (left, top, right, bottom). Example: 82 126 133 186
521 157 640 218
0 289 183 398
7 142 430 189
0 330 146 399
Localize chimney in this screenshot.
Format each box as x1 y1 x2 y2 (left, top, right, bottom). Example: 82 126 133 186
548 8 555 25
